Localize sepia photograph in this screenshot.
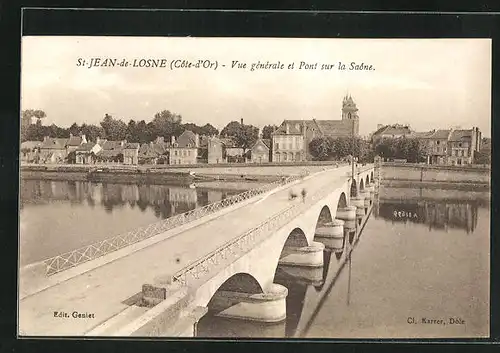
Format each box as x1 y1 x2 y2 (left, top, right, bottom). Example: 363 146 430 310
18 36 491 338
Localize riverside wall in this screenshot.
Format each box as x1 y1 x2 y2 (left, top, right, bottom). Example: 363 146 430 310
380 163 490 188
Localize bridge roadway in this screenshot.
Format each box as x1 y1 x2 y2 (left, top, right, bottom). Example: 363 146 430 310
19 165 353 336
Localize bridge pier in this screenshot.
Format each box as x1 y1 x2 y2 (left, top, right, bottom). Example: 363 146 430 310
275 265 324 286
344 219 356 245
355 206 365 217
314 220 345 252
350 196 365 209
209 283 288 323
336 205 356 221
278 241 325 267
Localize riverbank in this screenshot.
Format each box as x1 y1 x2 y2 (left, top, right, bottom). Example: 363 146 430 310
20 162 343 185
380 162 490 189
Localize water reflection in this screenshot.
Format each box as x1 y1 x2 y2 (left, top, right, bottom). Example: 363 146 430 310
19 180 240 266
197 201 371 338
373 186 489 234
196 186 490 339
20 179 236 220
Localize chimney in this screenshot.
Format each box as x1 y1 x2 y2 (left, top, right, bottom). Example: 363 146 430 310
195 133 199 147
70 133 73 138
81 134 87 144
44 136 49 142
240 118 244 125
286 123 290 134
171 135 176 144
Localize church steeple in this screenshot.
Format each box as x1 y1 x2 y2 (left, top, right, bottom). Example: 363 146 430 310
341 94 360 137
342 94 359 120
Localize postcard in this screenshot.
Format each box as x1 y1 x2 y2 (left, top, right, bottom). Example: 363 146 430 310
19 36 491 338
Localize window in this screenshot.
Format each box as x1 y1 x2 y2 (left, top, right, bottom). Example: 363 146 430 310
437 140 440 145
275 143 279 150
174 150 178 156
459 143 462 147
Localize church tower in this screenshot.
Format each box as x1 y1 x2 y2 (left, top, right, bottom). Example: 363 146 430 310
342 94 360 136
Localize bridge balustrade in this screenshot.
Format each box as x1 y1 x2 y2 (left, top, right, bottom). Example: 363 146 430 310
171 175 354 287
43 172 309 276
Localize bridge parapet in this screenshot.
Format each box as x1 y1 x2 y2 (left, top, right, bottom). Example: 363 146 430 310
42 172 309 276
168 174 349 288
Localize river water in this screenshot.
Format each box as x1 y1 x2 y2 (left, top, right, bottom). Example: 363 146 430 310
19 180 490 338
19 179 242 267
196 185 490 339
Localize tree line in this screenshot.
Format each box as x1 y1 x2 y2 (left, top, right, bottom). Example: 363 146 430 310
308 136 428 163
308 136 374 163
21 108 280 148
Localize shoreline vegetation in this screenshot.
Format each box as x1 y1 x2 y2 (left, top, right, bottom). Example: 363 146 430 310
20 162 490 190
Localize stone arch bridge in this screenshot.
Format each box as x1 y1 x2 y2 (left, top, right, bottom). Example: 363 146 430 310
19 164 375 337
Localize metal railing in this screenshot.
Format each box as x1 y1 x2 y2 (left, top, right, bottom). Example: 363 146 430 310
43 172 309 276
171 177 341 287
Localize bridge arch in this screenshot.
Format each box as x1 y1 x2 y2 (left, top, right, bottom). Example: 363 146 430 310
283 227 309 248
366 175 370 186
370 171 374 183
213 272 264 295
316 205 333 228
359 178 364 192
337 192 348 210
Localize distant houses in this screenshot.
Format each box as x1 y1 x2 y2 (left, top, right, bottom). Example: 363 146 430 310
371 124 483 166
75 142 102 164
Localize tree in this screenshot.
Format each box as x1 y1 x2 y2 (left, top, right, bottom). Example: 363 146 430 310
183 123 202 135
81 123 105 142
126 120 139 143
262 125 277 140
220 121 259 149
474 150 491 165
200 123 219 137
309 137 332 161
151 110 183 139
374 137 426 163
21 109 47 141
68 122 80 136
100 114 127 141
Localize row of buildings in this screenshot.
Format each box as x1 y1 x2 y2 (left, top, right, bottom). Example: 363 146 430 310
20 95 361 166
20 95 487 166
371 124 487 166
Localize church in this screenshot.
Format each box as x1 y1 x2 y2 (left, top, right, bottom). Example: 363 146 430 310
271 95 360 162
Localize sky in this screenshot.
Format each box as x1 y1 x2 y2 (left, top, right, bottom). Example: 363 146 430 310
21 37 491 137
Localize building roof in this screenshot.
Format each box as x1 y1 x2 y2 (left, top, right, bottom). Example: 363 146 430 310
75 142 96 152
373 125 412 138
251 138 270 151
273 119 355 138
449 129 473 142
427 129 452 139
40 137 68 150
173 130 197 148
20 141 41 150
67 135 83 146
272 121 304 135
139 143 168 158
96 150 122 159
262 138 271 149
101 141 124 151
123 142 140 149
315 120 355 137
